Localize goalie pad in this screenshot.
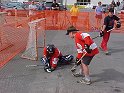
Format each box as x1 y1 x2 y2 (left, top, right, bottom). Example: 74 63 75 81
40 57 49 65
58 54 74 65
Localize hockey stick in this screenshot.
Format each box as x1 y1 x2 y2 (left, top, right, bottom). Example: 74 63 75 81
92 28 114 40
70 52 87 72
26 64 44 67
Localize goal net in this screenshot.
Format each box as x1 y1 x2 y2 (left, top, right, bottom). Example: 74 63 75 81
21 18 46 61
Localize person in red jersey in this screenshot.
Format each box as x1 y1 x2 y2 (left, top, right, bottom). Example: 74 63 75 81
66 26 99 85
41 44 73 73
99 8 120 55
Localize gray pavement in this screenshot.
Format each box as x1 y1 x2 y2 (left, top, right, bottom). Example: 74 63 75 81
0 31 124 93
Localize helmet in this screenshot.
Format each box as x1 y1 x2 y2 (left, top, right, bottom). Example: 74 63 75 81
116 21 121 28
46 44 55 54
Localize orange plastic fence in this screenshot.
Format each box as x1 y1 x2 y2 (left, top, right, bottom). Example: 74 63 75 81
0 16 29 68
0 10 124 68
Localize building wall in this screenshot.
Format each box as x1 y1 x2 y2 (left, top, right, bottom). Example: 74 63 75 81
1 0 10 4
62 0 123 6
91 0 123 6
63 0 76 5
10 0 28 3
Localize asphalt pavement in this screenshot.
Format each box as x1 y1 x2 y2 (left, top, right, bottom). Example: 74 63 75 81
0 31 124 93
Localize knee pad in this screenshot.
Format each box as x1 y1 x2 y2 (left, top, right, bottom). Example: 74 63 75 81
40 57 49 65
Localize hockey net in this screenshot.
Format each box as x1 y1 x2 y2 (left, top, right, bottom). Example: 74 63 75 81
21 18 46 61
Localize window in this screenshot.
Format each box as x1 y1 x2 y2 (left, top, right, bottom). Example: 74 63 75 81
77 0 91 5
11 0 18 1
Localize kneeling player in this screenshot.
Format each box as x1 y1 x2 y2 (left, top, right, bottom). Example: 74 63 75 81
41 44 74 73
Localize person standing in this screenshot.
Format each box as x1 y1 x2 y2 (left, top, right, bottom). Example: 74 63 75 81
99 8 120 55
95 1 103 30
116 0 120 10
111 0 116 7
28 1 37 21
66 26 99 85
70 3 79 27
51 0 60 25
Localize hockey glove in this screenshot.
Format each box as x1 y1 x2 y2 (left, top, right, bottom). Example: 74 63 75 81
100 31 104 37
44 66 51 73
44 66 55 73
84 44 92 53
116 21 121 28
75 58 81 66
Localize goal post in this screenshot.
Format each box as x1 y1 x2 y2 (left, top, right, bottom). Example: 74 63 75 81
21 18 46 61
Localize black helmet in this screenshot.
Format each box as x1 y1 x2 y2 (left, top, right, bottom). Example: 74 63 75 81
46 44 55 54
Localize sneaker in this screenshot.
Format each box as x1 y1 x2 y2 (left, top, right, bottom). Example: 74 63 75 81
72 72 83 77
104 51 111 55
70 66 76 72
79 78 91 85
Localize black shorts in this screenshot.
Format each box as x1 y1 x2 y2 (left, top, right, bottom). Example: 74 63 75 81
82 56 94 65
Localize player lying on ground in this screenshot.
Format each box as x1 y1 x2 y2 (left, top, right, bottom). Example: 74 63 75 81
41 44 74 73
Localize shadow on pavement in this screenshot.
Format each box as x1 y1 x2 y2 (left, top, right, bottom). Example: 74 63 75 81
91 68 124 83
109 48 124 54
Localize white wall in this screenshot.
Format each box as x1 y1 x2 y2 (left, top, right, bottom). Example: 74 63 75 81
91 0 123 6
63 0 76 5
11 0 28 3
46 0 53 2
62 0 123 6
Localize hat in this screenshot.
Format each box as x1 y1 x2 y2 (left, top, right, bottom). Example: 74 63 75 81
109 8 114 13
66 26 79 35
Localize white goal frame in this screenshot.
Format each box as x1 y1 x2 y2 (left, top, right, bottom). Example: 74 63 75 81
21 18 46 61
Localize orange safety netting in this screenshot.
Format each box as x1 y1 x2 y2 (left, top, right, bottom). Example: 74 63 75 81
0 10 124 68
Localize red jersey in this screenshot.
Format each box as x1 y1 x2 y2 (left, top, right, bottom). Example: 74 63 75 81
43 47 62 68
75 32 99 59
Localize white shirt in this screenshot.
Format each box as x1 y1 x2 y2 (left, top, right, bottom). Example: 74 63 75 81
29 4 37 15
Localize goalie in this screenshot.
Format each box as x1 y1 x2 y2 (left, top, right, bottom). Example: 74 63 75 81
41 44 74 73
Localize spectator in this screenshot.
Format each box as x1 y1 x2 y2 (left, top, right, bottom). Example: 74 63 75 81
111 0 116 7
116 0 120 13
28 1 37 21
95 1 103 30
51 0 60 25
116 0 120 7
37 3 46 11
70 3 79 27
110 3 118 15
